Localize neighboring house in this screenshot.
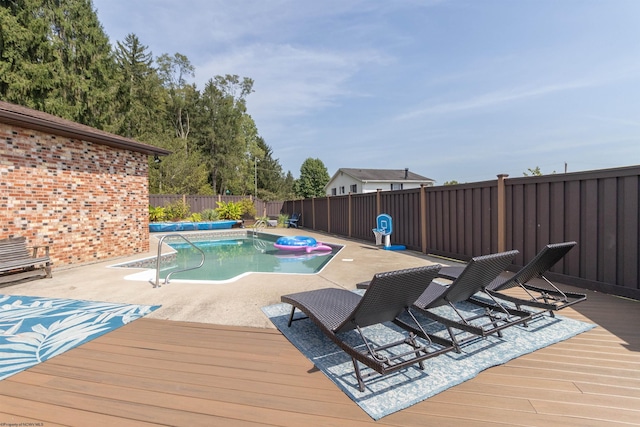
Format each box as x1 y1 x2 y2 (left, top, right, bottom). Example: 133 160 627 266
0 100 170 268
325 168 435 196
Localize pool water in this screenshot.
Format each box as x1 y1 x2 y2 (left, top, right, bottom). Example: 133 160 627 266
155 234 340 282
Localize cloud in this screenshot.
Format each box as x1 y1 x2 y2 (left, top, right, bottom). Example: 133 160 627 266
394 79 598 121
196 43 389 122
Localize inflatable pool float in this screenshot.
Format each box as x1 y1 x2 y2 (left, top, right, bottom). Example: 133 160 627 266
274 236 332 253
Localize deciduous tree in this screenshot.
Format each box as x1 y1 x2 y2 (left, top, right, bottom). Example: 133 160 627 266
296 158 330 198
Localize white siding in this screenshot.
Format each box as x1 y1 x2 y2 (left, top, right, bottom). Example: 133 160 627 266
326 173 360 196
325 170 435 196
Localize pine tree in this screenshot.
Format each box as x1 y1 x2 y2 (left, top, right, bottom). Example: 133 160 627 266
0 0 116 127
198 75 254 194
112 33 164 138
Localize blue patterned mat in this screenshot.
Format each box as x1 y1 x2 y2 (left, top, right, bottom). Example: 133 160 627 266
0 294 160 381
262 299 595 420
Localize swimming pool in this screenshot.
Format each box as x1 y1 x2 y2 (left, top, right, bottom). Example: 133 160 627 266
114 231 342 283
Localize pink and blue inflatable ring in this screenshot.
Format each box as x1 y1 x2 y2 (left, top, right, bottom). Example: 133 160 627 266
274 236 332 253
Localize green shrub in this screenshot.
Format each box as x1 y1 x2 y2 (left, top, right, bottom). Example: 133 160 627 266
149 205 166 222
187 213 202 222
200 209 219 221
165 200 190 221
215 201 243 220
278 213 289 227
237 198 257 219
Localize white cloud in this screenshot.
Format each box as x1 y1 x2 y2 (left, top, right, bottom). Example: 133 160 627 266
394 79 598 121
196 43 389 122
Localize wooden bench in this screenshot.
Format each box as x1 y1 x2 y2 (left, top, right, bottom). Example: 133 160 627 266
0 236 52 284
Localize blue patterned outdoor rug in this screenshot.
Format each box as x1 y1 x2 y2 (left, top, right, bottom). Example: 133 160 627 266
262 299 595 420
0 294 159 381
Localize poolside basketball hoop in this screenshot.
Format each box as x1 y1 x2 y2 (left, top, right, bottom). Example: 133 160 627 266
373 229 384 246
372 214 392 247
372 213 405 251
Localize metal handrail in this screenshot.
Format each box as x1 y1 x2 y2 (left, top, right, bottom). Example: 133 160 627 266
150 234 205 288
253 219 267 234
252 219 268 252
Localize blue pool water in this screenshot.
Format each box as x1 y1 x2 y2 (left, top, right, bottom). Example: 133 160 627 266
134 233 341 282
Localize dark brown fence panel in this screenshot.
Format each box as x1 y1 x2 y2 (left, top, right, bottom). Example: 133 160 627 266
350 193 377 241
188 196 221 212
425 181 497 259
329 195 349 236
149 194 183 208
504 166 640 299
264 201 285 217
300 198 314 229
281 199 302 216
253 200 285 218
620 175 639 291
380 189 422 251
312 197 329 232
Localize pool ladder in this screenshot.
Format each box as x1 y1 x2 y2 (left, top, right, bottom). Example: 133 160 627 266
253 219 267 234
150 233 205 288
252 219 268 252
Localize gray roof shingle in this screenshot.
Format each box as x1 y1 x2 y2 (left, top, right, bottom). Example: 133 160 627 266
338 168 434 182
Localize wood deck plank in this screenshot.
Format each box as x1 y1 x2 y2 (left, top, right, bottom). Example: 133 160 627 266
1 285 639 427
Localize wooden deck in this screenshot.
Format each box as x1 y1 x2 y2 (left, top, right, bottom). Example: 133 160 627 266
1 287 639 426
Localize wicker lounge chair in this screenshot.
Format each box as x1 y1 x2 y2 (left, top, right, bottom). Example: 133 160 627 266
438 242 586 316
281 265 456 392
408 250 532 348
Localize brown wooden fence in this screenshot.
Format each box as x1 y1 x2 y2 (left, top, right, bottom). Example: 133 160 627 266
281 166 640 300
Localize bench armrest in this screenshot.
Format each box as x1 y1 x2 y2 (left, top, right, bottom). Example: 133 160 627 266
30 245 50 258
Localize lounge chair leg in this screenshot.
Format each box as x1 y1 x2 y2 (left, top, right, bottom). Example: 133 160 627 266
446 326 462 353
287 306 296 327
352 359 366 392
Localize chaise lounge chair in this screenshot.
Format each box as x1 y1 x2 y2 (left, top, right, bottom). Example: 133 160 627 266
438 242 586 317
406 250 532 348
281 265 456 392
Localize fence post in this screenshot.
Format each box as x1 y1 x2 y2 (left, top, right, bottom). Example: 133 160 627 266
376 189 382 215
327 196 331 233
497 174 509 252
348 193 352 237
312 197 316 230
420 184 428 254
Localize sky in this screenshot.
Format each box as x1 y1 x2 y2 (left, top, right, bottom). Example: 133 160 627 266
92 0 640 183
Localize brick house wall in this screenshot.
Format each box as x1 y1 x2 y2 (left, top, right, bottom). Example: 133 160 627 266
0 101 169 269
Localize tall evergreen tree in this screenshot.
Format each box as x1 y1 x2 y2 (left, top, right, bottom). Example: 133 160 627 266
0 0 116 127
281 171 297 200
198 74 254 194
113 33 163 138
256 136 287 200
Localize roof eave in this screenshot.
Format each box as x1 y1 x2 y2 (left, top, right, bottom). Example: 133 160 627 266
0 109 171 156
